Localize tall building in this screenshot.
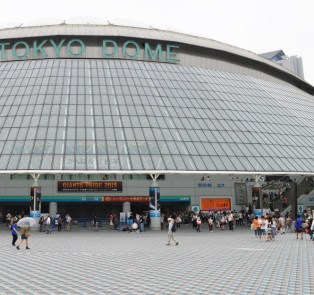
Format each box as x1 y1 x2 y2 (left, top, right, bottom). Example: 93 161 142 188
260 50 304 79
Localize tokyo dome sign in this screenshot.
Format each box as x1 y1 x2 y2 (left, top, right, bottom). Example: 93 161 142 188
0 38 180 63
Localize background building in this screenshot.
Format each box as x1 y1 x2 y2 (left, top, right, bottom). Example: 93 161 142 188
260 49 304 79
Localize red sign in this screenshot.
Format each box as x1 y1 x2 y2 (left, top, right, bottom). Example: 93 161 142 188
201 198 231 210
102 196 149 202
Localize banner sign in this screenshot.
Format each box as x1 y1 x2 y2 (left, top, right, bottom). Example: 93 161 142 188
102 196 149 202
30 187 41 217
201 198 231 211
149 187 160 217
235 183 248 205
58 181 122 192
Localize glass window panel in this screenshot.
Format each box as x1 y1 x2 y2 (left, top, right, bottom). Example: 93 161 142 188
119 155 131 169
107 141 118 154
7 155 20 170
87 155 97 170
86 142 96 155
211 156 226 170
13 141 24 154
162 155 177 170
65 141 75 155
23 141 34 154
130 155 143 169
166 142 180 154
109 155 120 169
41 155 53 170
29 155 41 169
176 142 188 155
182 156 196 170
220 156 236 170
97 155 109 169
33 141 44 154
18 155 30 169
64 155 75 169
141 155 154 169
151 155 165 170
228 157 245 170
97 142 107 155
172 155 186 170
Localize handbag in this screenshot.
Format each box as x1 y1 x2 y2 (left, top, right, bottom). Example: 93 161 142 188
25 232 30 238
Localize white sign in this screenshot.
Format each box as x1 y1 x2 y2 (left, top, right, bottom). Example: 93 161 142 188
120 212 126 223
192 205 200 214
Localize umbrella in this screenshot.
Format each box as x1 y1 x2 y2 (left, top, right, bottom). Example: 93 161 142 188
17 217 37 227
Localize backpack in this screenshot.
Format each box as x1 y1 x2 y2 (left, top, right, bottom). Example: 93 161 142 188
171 224 177 232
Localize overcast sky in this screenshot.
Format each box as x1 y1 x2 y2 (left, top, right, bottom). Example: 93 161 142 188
1 0 314 85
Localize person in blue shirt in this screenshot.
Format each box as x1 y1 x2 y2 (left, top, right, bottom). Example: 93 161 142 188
294 215 304 239
11 220 18 246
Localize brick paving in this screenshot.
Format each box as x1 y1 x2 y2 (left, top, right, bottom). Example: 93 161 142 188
0 224 313 295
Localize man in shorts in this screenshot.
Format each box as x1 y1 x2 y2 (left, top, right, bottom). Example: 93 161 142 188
294 215 304 239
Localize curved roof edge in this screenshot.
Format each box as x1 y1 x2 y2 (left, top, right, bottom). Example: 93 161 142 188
0 24 313 94
1 170 313 176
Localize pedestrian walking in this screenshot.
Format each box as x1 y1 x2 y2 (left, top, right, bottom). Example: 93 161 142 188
196 215 202 232
46 215 52 234
11 220 18 246
57 216 62 231
16 227 30 250
228 212 234 230
286 216 292 233
139 214 145 232
208 216 214 232
65 213 71 231
278 215 285 234
252 216 259 238
109 213 114 230
39 216 44 232
6 212 11 227
220 214 226 230
258 216 267 241
295 215 304 239
166 218 179 246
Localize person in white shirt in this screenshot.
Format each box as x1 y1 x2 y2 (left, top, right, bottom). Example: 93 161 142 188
166 218 179 246
258 216 267 241
46 215 51 234
228 212 234 230
278 215 285 234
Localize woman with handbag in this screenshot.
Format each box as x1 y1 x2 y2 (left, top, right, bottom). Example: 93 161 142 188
16 227 30 250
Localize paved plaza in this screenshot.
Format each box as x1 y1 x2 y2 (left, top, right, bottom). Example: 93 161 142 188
0 223 313 295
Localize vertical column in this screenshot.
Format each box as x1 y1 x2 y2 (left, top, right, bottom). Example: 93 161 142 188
122 201 131 213
29 179 41 231
49 202 58 218
252 180 262 216
30 182 41 218
149 181 161 230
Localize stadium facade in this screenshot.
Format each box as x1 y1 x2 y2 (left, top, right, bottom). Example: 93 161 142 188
0 23 314 222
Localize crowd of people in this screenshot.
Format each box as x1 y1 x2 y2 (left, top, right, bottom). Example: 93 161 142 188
251 212 314 241
3 208 314 250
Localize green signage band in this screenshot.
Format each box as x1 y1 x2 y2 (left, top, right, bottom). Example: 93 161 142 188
0 38 180 63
